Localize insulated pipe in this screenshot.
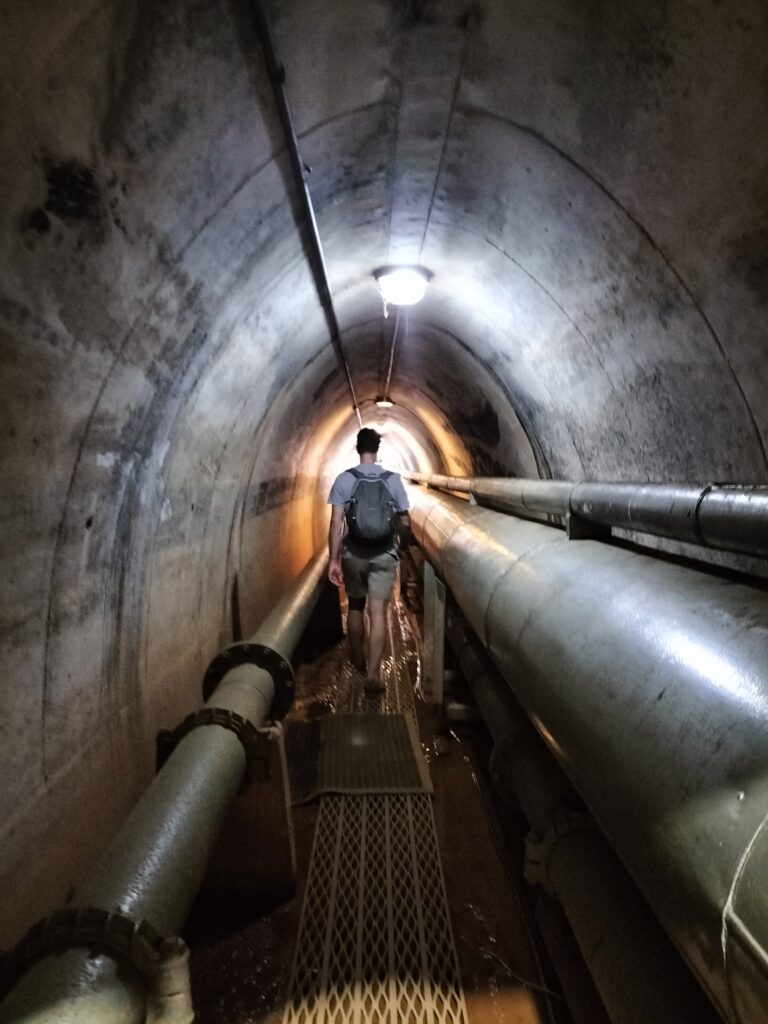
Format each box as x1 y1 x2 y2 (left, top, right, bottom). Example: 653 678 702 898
251 0 362 427
446 613 581 833
405 472 768 557
446 613 719 1024
0 551 328 1024
409 486 768 1024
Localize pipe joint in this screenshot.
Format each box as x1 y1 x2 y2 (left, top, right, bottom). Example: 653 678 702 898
203 642 294 717
155 708 274 791
0 908 193 1024
524 812 596 897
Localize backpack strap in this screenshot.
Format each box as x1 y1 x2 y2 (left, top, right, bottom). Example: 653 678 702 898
380 470 393 481
347 468 366 480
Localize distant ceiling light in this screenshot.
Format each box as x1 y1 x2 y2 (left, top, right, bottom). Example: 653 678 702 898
375 397 394 409
374 266 432 309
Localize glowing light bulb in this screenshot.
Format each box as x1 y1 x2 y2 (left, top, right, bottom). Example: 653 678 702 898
374 266 431 307
375 398 394 409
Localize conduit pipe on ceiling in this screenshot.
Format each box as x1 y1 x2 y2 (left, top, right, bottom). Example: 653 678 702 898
409 486 768 1024
0 551 328 1024
405 472 768 558
445 612 719 1024
251 0 362 427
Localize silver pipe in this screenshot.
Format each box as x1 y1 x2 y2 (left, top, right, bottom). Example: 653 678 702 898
410 487 768 1024
446 613 719 1024
406 472 768 557
251 0 362 427
0 551 328 1024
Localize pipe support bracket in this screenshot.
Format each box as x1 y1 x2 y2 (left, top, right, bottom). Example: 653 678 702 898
156 708 273 789
524 812 596 896
0 908 193 1024
203 642 294 717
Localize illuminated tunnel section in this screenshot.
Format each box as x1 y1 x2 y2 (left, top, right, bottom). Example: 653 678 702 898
2 0 768 972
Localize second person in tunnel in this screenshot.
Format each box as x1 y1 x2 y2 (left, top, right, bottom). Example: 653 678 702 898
327 428 410 692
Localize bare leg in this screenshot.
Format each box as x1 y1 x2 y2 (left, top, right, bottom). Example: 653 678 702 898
366 598 388 683
347 599 366 672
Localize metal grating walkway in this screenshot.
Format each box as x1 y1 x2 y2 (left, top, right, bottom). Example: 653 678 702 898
284 794 468 1024
284 599 469 1024
334 603 419 717
287 714 433 804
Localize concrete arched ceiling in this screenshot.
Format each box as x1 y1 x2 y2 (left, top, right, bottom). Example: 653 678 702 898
1 0 768 942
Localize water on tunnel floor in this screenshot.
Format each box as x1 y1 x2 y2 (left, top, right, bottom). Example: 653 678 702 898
5 2 768 1020
185 591 570 1024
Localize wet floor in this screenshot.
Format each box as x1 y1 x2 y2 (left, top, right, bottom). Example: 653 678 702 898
186 594 567 1024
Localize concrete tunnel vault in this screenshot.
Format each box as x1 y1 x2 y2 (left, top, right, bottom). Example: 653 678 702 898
2 0 768 963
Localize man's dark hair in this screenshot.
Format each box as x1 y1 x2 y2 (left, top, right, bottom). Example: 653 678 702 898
356 428 381 454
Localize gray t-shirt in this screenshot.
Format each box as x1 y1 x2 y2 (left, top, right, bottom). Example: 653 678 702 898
328 463 410 553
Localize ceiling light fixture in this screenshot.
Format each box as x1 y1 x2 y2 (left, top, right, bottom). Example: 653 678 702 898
374 265 432 316
375 397 394 409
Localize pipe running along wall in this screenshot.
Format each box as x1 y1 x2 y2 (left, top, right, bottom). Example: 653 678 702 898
409 484 768 1024
406 473 768 558
445 611 719 1024
0 551 327 1024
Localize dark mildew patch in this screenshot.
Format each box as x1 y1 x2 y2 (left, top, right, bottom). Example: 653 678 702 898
729 225 768 305
44 160 101 224
26 208 51 234
449 398 502 447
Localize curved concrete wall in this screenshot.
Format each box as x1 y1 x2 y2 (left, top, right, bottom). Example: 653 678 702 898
1 0 767 944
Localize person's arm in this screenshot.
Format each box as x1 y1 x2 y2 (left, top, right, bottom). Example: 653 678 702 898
391 474 411 550
396 511 411 550
328 505 345 586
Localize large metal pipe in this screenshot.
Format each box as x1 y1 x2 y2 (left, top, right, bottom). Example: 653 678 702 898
446 613 719 1024
405 472 768 557
0 551 328 1024
410 486 768 1024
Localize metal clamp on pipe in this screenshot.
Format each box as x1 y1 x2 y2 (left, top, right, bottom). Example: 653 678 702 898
202 641 294 717
524 812 596 895
0 908 192 1024
156 708 273 788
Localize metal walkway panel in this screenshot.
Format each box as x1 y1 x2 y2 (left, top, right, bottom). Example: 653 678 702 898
284 794 468 1024
287 715 432 804
334 604 419 718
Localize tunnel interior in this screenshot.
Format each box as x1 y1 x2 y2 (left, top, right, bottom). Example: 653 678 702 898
2 0 768 1018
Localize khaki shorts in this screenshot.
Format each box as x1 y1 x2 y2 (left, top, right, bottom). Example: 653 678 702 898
342 548 399 601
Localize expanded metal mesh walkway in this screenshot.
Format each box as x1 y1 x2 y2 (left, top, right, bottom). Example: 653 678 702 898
283 601 469 1024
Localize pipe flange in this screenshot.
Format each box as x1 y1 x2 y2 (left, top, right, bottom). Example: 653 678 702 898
524 811 595 896
202 642 295 718
0 907 193 1023
156 707 272 789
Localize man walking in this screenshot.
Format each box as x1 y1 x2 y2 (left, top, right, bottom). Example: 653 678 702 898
327 428 410 692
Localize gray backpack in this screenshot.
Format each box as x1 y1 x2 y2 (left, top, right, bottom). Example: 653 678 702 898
345 469 397 547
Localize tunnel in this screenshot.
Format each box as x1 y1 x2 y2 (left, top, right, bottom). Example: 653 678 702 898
2 1 768 1022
